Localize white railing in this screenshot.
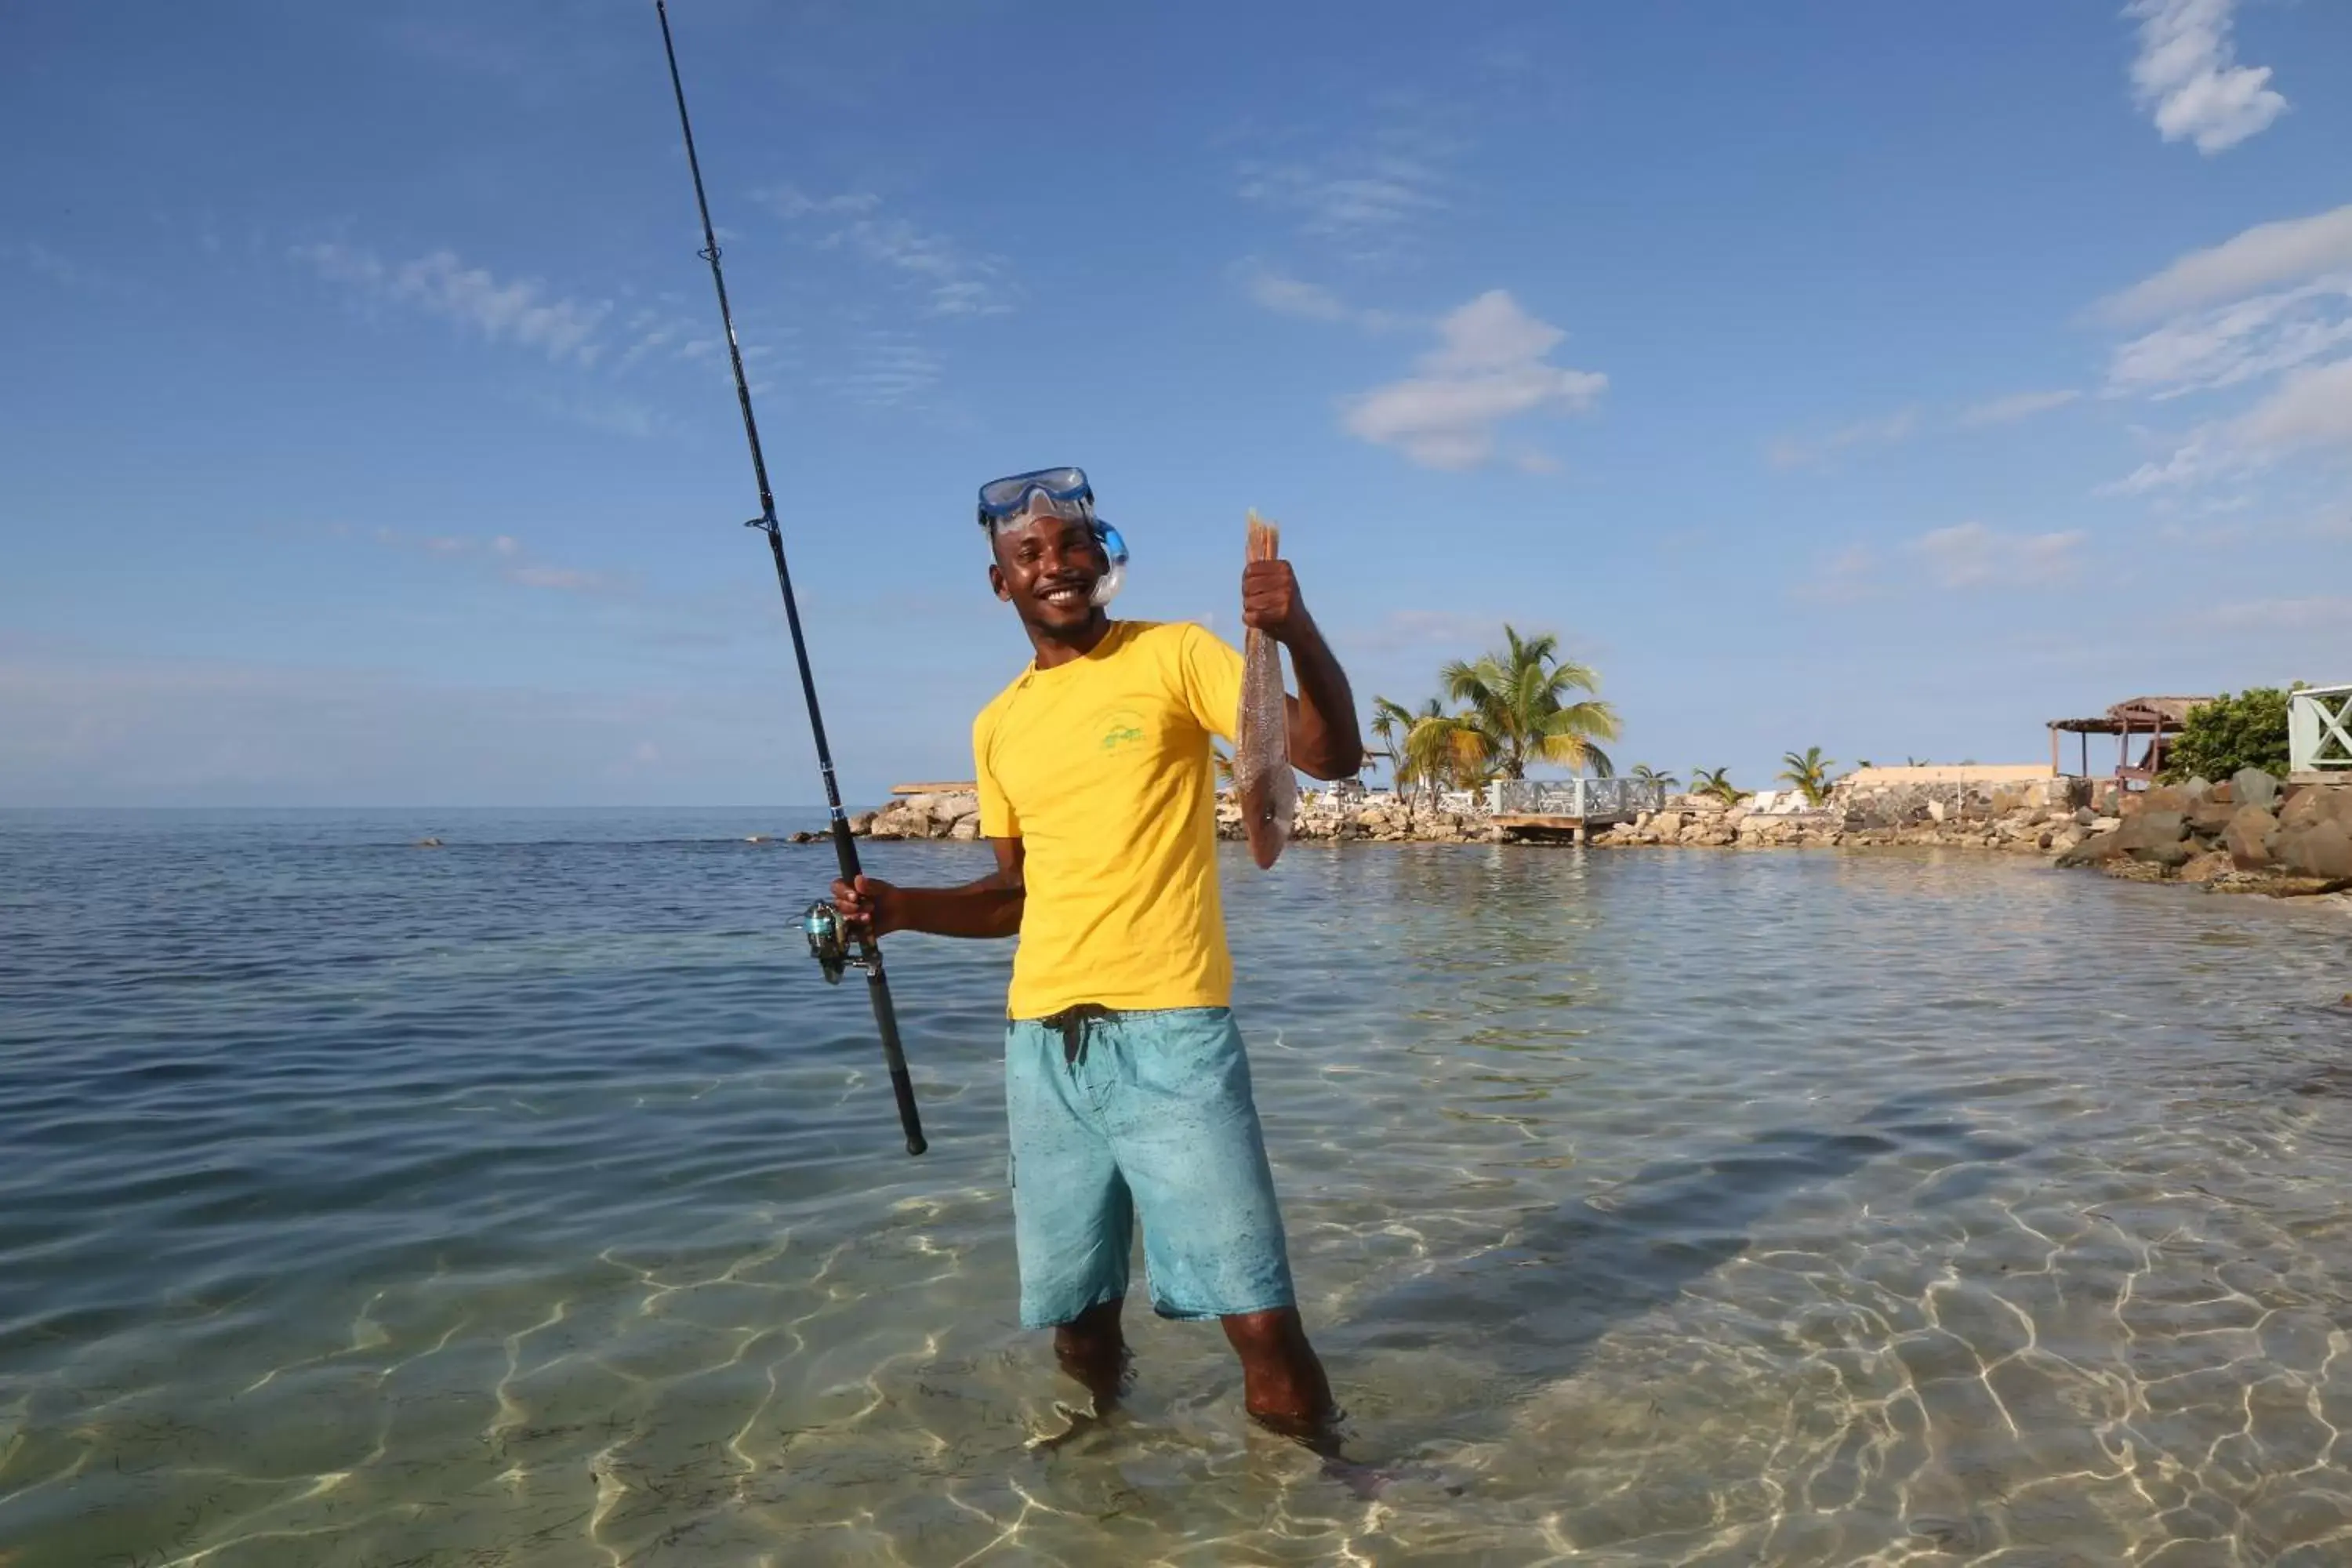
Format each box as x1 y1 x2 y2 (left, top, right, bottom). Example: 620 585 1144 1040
2290 684 2352 777
1486 778 1668 818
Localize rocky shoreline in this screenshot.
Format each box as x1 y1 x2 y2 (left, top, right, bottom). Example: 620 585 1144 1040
818 774 2352 900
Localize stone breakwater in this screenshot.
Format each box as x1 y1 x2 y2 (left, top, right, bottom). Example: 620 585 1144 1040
814 789 1513 845
1601 768 2350 896
824 775 2352 898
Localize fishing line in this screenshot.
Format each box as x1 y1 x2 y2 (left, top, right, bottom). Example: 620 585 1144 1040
655 0 927 1156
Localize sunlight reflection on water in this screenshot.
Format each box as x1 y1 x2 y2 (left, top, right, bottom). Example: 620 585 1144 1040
3 811 2351 1565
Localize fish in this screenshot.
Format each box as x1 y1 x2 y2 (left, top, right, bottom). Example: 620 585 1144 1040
1236 510 1295 869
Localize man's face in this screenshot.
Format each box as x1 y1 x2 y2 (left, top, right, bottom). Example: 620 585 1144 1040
989 514 1107 633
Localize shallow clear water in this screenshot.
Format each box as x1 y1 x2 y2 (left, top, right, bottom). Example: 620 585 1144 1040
5 810 2352 1566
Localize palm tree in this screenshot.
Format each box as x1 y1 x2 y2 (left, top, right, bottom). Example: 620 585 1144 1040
1368 696 1417 791
1436 625 1621 780
1691 767 1741 805
1629 764 1679 792
1370 695 1450 819
1778 746 1837 807
1211 742 1235 789
1412 713 1494 794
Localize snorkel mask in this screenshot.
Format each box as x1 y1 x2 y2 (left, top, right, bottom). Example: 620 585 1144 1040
976 466 1128 608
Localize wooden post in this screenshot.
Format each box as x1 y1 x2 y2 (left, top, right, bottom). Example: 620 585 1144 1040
2049 726 2060 777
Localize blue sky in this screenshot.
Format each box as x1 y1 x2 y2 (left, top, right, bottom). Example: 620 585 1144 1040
4 0 2348 807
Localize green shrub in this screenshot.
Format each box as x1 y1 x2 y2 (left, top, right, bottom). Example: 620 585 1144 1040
2163 688 2292 782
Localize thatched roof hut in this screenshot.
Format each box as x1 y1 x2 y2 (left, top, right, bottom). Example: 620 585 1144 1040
2045 695 2216 784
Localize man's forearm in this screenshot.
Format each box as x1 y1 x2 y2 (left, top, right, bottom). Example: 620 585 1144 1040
1283 615 1364 779
888 876 1024 938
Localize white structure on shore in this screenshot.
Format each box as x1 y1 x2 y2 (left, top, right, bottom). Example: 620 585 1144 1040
2289 684 2352 782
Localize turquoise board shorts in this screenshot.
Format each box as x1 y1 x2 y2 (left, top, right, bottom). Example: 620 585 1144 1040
1004 1005 1297 1329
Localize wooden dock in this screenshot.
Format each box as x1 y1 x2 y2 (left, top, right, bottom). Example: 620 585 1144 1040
1486 779 1666 840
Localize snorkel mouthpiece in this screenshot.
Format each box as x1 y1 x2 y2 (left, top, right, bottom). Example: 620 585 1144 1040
1089 522 1127 607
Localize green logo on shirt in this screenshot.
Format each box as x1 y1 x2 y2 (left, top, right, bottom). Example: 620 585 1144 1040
1099 709 1147 751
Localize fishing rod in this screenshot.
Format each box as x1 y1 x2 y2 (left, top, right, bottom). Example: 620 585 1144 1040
655 0 926 1157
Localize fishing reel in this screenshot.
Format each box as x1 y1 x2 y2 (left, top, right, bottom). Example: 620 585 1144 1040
801 901 873 985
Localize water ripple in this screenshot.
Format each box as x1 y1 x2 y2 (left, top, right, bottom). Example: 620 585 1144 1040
3 811 2351 1564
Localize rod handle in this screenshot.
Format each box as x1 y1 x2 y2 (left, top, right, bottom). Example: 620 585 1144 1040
890 1067 928 1157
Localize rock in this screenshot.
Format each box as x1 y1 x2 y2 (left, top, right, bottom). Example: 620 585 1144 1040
2179 849 2234 884
2207 781 2234 806
2188 796 2238 835
848 811 877 835
2180 777 2212 802
2223 805 2278 870
2145 839 2197 869
2277 821 2352 881
2231 768 2281 811
2114 810 2188 856
948 817 982 841
413 837 444 848
2056 830 2123 866
2279 785 2352 834
2073 808 2096 827
2138 784 2191 815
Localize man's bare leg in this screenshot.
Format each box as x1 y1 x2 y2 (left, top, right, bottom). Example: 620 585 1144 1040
1053 1297 1130 1406
1220 1305 1334 1434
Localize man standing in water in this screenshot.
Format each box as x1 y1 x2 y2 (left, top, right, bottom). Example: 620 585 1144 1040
831 467 1363 1434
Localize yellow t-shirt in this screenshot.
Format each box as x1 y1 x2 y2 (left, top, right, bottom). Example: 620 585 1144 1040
973 619 1244 1019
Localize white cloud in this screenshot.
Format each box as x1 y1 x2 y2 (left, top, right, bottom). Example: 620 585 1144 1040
517 389 670 440
2233 354 2352 452
609 304 724 375
2125 0 2287 155
1341 291 1606 470
1957 389 2081 426
0 648 741 807
755 187 883 221
2105 280 2352 398
364 526 623 596
1349 609 1504 654
1797 526 2085 598
1912 522 2085 590
2198 596 2352 631
1767 408 1918 470
2100 205 2352 323
1242 163 1441 238
1240 155 1444 240
1230 258 1401 330
755 187 1012 317
295 241 612 365
1236 122 1460 265
1791 544 1884 604
1 238 96 290
2112 354 2352 491
1232 258 1349 322
824 330 943 410
2096 205 2352 493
